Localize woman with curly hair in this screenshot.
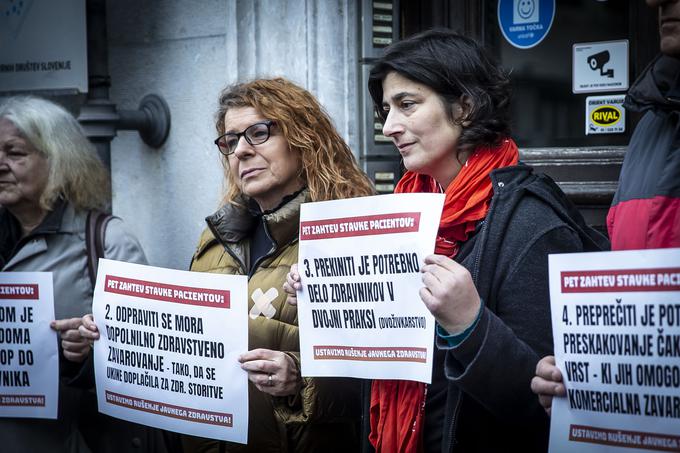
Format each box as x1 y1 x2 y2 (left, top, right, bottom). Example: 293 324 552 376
182 78 374 452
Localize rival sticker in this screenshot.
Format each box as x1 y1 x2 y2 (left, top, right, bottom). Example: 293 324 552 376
585 95 626 135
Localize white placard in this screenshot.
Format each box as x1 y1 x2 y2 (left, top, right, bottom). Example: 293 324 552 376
297 193 443 384
548 249 680 452
92 259 249 443
0 272 58 419
573 40 629 94
585 94 626 135
0 0 88 93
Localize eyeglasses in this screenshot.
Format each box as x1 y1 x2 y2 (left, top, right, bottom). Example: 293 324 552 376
214 120 276 156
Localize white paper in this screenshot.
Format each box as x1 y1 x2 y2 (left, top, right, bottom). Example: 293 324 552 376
92 259 249 443
549 248 680 452
0 272 58 419
297 193 444 384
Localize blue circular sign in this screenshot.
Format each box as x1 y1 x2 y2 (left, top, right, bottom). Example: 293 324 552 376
498 0 555 49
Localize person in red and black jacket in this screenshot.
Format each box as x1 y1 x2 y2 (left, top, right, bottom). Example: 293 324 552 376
607 1 680 250
532 0 680 416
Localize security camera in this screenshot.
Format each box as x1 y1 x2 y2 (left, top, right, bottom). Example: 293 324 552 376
587 51 614 78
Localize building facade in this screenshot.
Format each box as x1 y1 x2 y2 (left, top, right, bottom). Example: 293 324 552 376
1 0 658 269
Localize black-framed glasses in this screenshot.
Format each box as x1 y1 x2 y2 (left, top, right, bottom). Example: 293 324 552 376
214 120 276 156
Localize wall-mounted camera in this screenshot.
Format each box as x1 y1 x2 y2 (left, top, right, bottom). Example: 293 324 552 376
587 50 614 78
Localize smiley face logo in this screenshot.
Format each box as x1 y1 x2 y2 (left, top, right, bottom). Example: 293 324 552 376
517 0 535 19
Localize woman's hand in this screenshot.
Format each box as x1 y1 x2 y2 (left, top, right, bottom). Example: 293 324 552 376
420 254 481 335
78 314 100 345
282 263 302 306
531 355 565 416
51 317 90 363
238 349 301 397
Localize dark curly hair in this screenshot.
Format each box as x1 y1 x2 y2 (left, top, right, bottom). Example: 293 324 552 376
368 29 511 153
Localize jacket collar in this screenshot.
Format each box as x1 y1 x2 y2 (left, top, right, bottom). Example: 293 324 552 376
0 199 70 269
0 198 67 236
0 208 21 266
488 162 533 191
205 189 309 248
625 54 680 113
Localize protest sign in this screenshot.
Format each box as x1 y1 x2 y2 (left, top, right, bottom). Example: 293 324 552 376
549 248 680 452
297 193 443 383
0 272 57 419
93 259 248 443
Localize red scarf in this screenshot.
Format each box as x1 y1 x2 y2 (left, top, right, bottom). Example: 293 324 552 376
369 139 519 453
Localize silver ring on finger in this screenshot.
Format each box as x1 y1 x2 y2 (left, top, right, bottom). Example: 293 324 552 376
268 374 274 386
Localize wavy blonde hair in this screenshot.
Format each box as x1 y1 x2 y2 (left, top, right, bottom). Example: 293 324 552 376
215 78 374 205
0 96 110 211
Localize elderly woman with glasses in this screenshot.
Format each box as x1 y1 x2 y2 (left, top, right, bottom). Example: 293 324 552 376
178 78 375 452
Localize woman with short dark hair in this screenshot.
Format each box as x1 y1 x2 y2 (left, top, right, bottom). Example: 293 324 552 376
363 29 608 453
368 29 511 154
284 29 608 452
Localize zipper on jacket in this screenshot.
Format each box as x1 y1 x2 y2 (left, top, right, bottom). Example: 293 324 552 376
446 212 489 451
470 219 487 283
212 215 297 278
445 393 463 452
248 220 277 278
248 219 297 278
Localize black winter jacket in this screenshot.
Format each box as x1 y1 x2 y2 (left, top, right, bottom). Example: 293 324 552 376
362 164 609 453
607 54 680 249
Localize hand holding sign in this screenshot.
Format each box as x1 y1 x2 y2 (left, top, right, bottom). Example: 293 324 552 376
51 317 90 363
420 254 481 335
79 313 100 345
530 355 565 417
283 264 301 306
239 349 301 397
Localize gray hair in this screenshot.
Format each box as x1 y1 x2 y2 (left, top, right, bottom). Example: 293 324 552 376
0 96 110 211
